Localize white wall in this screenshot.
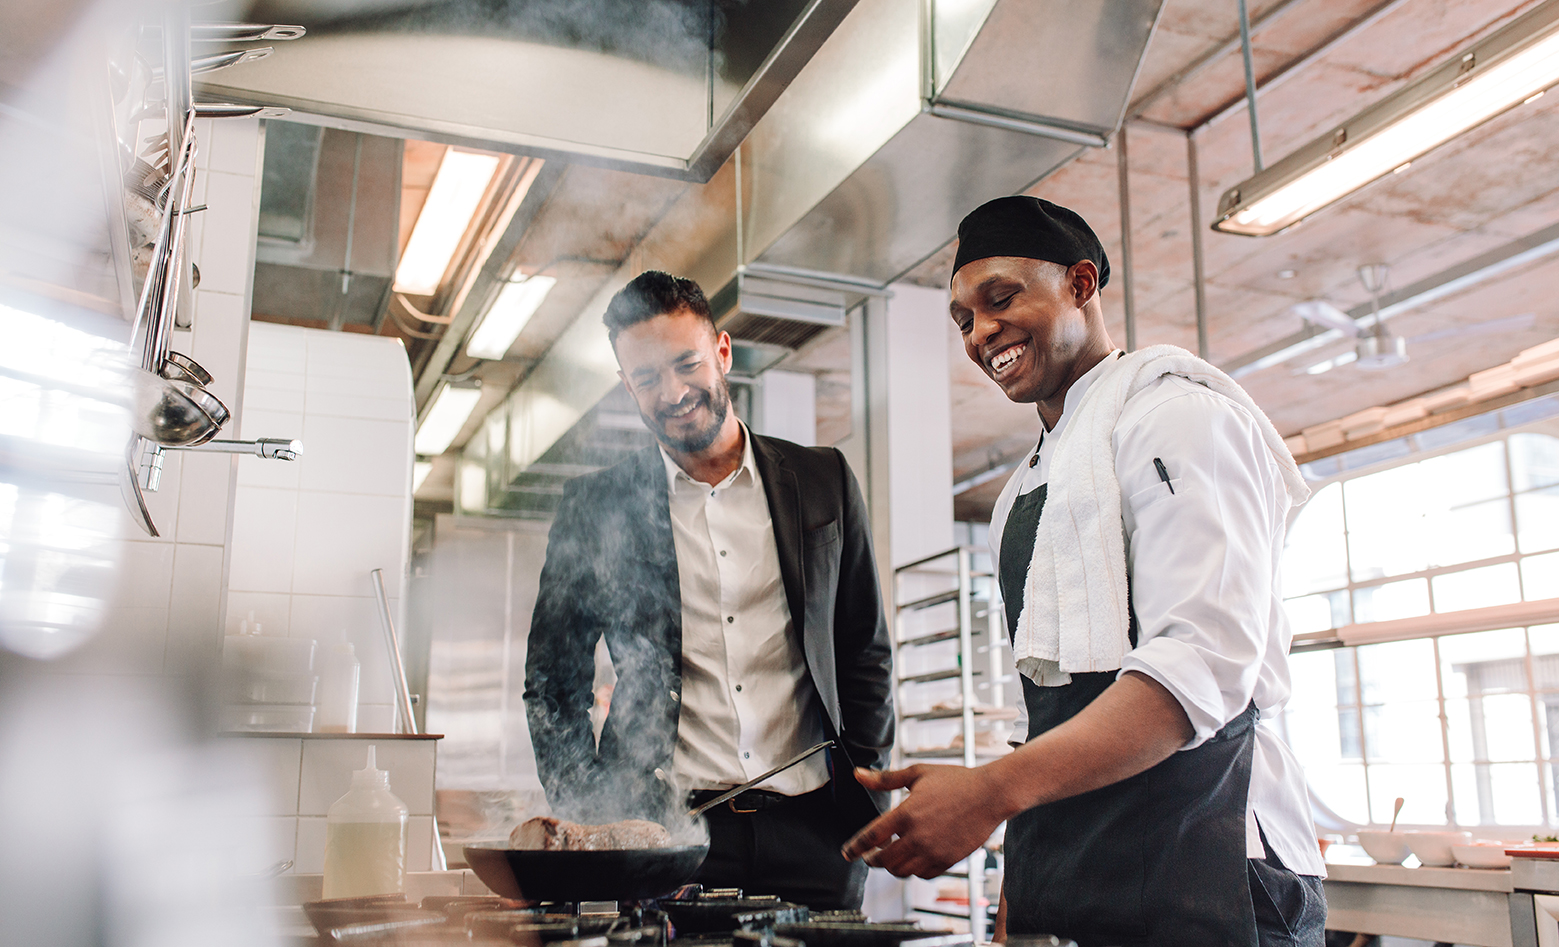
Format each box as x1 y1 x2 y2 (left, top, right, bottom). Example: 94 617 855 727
755 369 818 446
226 322 416 732
235 734 440 875
885 283 955 567
60 117 262 678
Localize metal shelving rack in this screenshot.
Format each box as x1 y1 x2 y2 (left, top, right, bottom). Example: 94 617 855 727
891 546 1015 941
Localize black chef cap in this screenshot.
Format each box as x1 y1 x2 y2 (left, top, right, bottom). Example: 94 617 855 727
952 196 1110 289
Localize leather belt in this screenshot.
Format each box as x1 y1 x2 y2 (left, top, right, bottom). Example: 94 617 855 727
689 786 818 814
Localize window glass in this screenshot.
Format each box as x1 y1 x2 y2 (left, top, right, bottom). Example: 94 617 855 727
1283 705 1345 765
1287 650 1341 710
1358 639 1437 703
1283 591 1349 634
1426 498 1514 567
1490 762 1543 824
1419 441 1508 504
1439 628 1527 699
1345 465 1432 581
1363 701 1445 763
1532 623 1559 657
1525 552 1559 601
1277 431 1559 826
1432 562 1521 612
1308 762 1370 825
1368 763 1448 825
1353 578 1429 624
1512 433 1559 492
1283 483 1348 596
1518 486 1559 554
1447 762 1541 825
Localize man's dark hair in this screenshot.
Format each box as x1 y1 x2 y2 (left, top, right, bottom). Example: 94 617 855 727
603 270 715 345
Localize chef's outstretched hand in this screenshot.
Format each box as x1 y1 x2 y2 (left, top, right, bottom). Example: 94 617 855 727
840 764 1010 879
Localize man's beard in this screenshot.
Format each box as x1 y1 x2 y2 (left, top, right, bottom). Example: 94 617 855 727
644 375 731 453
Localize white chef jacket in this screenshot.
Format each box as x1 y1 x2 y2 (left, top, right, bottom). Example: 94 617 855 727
990 352 1325 876
662 424 829 796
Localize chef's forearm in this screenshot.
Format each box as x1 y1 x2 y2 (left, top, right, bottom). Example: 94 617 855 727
982 670 1194 817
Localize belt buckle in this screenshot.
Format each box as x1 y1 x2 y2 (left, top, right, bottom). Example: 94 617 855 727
727 793 759 814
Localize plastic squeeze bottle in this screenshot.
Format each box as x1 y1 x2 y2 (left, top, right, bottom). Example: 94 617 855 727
316 633 360 733
322 745 407 899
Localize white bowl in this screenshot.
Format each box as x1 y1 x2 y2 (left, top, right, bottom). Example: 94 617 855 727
1357 830 1412 865
1452 841 1513 869
1405 830 1472 867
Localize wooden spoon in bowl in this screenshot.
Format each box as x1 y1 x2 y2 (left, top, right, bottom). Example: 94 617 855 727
1388 797 1404 832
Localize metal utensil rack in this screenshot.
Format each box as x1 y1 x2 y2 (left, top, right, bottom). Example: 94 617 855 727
892 546 1015 941
102 12 305 535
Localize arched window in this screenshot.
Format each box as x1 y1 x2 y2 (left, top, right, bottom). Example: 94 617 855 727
1280 428 1559 829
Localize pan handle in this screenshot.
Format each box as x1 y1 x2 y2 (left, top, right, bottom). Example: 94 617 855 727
688 740 834 818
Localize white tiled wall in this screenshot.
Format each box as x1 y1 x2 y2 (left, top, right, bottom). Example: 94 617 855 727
227 735 439 874
62 117 263 677
226 322 416 729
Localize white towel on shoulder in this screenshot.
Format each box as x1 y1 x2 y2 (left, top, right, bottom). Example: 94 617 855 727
1012 345 1310 686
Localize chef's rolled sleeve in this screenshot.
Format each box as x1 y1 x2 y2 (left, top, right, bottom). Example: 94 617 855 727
1112 380 1286 749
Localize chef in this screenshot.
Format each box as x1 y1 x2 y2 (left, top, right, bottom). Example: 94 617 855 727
524 270 894 910
841 197 1326 946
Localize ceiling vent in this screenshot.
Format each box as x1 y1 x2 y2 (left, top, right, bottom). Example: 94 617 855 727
717 274 847 352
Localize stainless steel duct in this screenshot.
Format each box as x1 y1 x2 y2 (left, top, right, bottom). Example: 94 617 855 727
252 124 401 330
462 0 1163 507
742 0 1162 284
196 0 860 182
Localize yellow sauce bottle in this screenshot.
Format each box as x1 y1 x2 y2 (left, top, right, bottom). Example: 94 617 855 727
322 745 407 898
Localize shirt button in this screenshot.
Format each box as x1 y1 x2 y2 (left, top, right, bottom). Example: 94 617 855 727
727 616 734 624
670 690 680 702
719 550 727 557
734 684 743 692
743 752 751 760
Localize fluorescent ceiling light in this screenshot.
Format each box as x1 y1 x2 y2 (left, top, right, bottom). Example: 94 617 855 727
1302 351 1358 375
412 460 433 493
1215 2 1559 236
393 150 501 295
414 385 483 456
466 275 557 359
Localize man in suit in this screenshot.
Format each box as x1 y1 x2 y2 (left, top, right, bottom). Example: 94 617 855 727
523 270 894 909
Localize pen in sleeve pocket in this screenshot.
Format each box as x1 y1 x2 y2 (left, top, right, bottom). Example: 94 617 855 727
1153 457 1174 494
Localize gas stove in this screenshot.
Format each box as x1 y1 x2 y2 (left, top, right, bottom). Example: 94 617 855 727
297 887 980 947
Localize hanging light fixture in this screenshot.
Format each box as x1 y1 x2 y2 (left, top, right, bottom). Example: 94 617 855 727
1214 0 1559 237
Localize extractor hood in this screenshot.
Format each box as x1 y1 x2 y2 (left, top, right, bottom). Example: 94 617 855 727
195 0 862 182
455 0 1164 515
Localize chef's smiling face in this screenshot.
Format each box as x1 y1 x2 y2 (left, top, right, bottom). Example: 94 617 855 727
615 307 735 454
949 255 1108 415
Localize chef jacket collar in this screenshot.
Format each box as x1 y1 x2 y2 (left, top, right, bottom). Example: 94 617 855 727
1043 350 1124 443
660 421 758 495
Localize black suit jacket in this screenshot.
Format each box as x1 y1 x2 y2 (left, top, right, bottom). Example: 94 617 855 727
523 434 894 831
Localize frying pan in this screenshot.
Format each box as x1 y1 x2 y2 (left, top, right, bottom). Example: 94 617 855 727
468 741 832 901
463 843 708 902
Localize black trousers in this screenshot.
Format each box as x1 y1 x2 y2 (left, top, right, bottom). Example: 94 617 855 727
689 784 867 910
1249 828 1328 947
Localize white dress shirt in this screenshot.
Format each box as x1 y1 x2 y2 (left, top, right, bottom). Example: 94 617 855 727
662 425 829 796
990 352 1325 876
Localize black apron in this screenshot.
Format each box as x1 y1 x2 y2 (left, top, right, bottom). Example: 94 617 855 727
998 483 1259 947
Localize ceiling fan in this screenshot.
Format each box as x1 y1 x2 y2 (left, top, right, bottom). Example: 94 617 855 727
1290 264 1536 375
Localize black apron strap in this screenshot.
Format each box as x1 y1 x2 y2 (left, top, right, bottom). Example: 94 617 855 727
998 481 1257 946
